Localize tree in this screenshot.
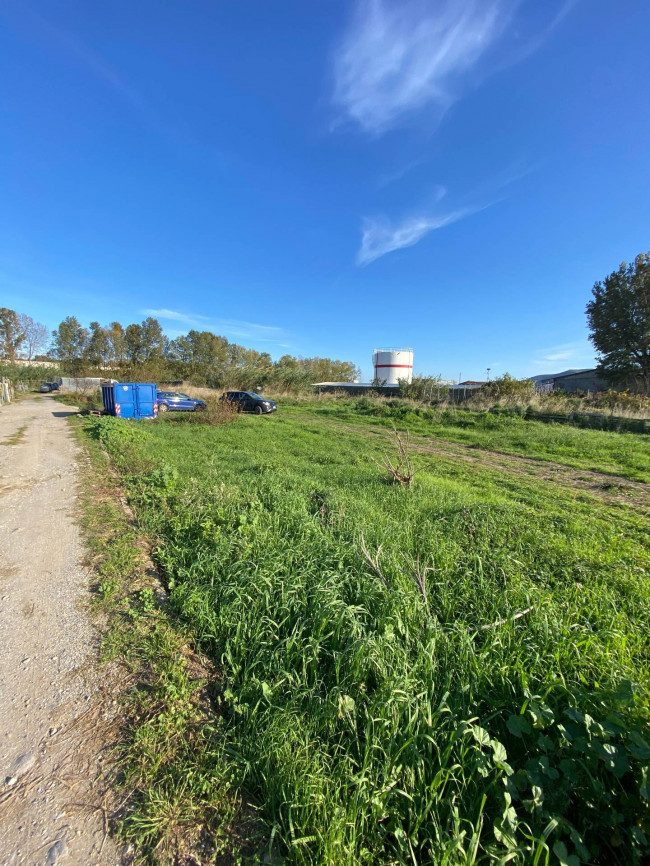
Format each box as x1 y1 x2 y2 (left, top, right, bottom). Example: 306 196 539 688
124 318 165 366
0 308 26 361
168 330 230 382
140 317 165 360
51 317 90 375
482 373 535 400
124 323 145 365
107 322 126 367
300 357 360 383
586 252 650 394
85 322 111 368
17 314 49 361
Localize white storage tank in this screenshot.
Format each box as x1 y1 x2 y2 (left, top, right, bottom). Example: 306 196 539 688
372 348 414 386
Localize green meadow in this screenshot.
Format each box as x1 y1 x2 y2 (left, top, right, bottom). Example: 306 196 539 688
85 403 650 865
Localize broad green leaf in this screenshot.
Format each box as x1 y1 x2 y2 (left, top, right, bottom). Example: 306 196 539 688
627 731 650 761
613 679 635 706
564 708 585 725
472 725 491 747
507 715 531 738
531 785 544 808
553 841 580 866
560 758 580 781
338 694 355 716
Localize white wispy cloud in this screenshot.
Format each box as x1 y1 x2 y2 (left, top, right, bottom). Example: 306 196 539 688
331 0 577 136
142 308 284 342
358 154 543 265
530 340 596 373
356 205 484 265
142 308 209 326
376 157 440 188
506 0 578 66
332 0 512 135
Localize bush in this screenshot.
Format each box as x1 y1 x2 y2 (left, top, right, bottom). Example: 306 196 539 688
55 389 103 411
160 397 240 427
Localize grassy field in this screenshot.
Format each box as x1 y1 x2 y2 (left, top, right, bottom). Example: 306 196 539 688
83 404 650 865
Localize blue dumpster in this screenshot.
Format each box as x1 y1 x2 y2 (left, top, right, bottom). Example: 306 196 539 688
101 382 158 419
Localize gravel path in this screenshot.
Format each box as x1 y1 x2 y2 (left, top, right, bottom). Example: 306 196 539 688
0 396 121 866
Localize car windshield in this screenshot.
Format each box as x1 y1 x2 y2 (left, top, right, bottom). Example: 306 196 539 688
246 392 263 399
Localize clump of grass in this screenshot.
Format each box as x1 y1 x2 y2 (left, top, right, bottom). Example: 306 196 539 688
54 389 103 411
1 423 28 445
160 396 240 427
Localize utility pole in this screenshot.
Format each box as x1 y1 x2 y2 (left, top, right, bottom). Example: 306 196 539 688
486 367 491 382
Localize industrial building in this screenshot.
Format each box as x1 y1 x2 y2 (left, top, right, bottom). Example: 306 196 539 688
532 368 608 393
448 380 488 401
313 348 414 394
372 348 414 385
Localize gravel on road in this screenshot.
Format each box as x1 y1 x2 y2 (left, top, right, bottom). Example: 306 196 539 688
0 396 123 866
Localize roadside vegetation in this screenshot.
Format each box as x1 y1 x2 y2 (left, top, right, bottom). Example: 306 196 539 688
77 404 650 865
73 418 262 863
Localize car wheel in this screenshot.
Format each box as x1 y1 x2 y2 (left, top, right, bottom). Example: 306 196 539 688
159 403 168 413
195 404 206 411
254 405 263 415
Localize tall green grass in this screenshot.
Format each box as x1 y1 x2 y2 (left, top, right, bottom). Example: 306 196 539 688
285 400 650 481
86 410 650 864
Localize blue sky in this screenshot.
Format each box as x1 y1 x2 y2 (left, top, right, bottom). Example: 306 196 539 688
1 0 648 381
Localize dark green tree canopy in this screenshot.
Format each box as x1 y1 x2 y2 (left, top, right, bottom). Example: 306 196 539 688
0 307 26 361
85 322 111 368
586 252 650 393
107 322 126 365
44 312 360 388
51 316 90 375
124 317 166 366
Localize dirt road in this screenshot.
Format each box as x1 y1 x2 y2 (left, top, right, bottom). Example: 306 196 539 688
0 397 121 866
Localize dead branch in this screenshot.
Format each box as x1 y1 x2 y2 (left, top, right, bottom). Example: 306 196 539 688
358 534 390 588
400 553 433 610
477 606 534 632
379 428 417 486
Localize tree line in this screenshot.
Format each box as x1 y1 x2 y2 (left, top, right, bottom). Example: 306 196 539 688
0 310 360 391
2 251 648 393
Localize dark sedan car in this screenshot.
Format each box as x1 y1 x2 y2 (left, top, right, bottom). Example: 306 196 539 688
220 391 277 415
40 381 60 392
157 391 206 413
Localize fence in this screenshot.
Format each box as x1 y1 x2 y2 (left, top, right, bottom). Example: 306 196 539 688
0 378 14 407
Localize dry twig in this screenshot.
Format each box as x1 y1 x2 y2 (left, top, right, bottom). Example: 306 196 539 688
358 534 390 588
379 428 417 486
477 606 534 632
400 553 434 610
